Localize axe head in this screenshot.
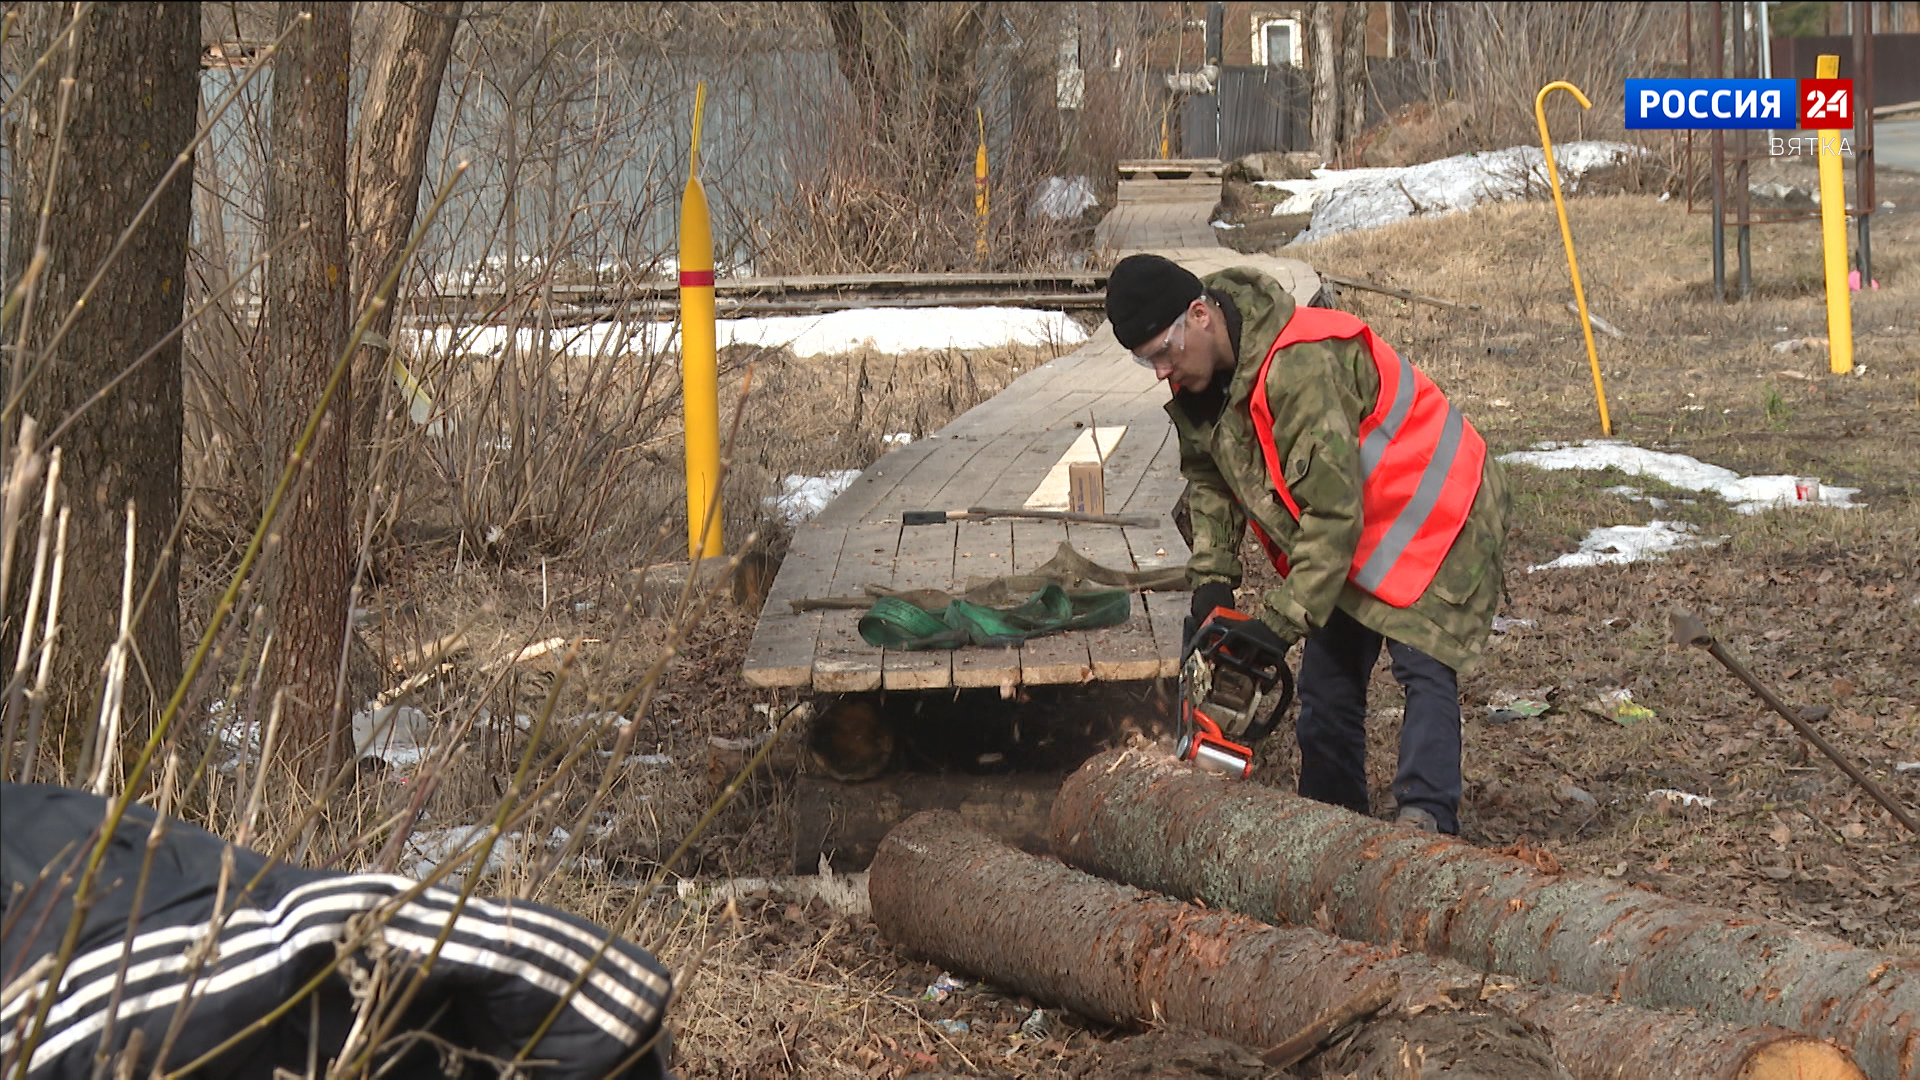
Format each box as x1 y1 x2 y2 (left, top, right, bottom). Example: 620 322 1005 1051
1669 609 1712 648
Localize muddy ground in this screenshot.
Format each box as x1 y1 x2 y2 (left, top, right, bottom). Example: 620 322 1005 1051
331 163 1918 1078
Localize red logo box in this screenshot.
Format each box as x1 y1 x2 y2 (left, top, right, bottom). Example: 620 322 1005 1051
1800 79 1853 128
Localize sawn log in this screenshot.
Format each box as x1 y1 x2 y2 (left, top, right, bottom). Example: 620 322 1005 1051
1050 748 1915 1080
870 811 1861 1080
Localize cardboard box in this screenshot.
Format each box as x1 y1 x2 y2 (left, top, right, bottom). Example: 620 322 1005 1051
1068 462 1106 516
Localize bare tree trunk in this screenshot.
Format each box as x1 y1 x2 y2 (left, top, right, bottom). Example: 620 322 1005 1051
261 1 353 788
1051 749 1918 1080
1340 0 1369 150
1307 2 1339 161
819 2 991 203
347 1 462 471
3 2 195 778
873 812 1860 1080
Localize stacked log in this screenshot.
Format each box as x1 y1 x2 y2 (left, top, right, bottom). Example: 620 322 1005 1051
1049 748 1916 1079
870 811 1862 1080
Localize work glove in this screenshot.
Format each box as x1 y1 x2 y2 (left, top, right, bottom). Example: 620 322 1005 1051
1184 582 1238 658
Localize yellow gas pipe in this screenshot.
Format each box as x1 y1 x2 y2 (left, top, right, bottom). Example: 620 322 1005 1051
975 107 989 259
1535 80 1612 437
1814 54 1853 375
680 82 722 559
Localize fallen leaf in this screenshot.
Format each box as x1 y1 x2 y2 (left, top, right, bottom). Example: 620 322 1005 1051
1769 823 1792 846
1840 822 1868 839
1832 678 1856 698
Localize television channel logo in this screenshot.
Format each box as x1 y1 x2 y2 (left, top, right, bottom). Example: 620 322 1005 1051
1625 78 1853 130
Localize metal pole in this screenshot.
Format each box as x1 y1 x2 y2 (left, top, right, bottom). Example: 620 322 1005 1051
1710 2 1726 301
1855 0 1875 286
1734 1 1751 300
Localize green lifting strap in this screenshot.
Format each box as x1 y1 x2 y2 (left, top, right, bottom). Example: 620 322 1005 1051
857 584 1133 651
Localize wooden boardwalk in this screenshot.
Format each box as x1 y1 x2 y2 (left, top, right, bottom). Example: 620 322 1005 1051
743 169 1317 693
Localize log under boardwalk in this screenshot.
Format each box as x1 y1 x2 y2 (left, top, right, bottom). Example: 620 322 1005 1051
743 170 1317 692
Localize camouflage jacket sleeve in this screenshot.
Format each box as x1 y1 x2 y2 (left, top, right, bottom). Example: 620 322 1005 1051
1178 423 1247 590
1255 339 1366 641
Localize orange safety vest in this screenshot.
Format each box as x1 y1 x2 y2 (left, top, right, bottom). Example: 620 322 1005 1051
1245 307 1485 608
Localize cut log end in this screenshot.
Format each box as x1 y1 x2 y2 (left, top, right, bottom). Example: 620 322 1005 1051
1738 1039 1862 1080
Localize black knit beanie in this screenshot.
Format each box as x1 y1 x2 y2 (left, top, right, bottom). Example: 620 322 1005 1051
1106 253 1204 351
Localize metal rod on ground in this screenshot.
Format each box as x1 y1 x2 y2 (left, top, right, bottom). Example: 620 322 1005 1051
1671 609 1918 836
1318 272 1480 312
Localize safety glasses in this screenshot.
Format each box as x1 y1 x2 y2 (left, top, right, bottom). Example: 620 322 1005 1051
1131 309 1188 369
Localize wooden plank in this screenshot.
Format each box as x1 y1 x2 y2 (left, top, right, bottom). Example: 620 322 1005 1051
1094 394 1177 511
881 523 955 690
950 520 1020 690
1126 523 1194 679
1067 523 1165 681
742 523 849 688
810 437 945 528
1010 520 1092 685
811 521 900 692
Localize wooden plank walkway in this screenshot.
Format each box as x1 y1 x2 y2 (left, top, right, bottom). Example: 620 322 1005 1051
743 171 1319 692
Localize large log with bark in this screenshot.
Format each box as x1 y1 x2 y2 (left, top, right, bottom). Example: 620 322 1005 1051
871 811 1860 1080
1050 749 1916 1080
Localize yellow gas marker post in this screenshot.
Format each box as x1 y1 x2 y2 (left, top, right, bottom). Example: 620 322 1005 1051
680 83 722 559
1814 54 1853 375
975 107 990 260
1535 80 1611 437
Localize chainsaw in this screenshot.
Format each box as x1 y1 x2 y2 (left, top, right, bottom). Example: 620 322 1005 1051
1177 607 1295 778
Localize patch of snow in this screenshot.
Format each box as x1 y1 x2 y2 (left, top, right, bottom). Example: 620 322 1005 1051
1499 440 1859 514
1210 219 1243 230
882 432 914 449
1031 176 1097 221
1528 521 1714 571
724 306 1087 357
408 306 1086 362
768 470 862 526
1280 142 1644 245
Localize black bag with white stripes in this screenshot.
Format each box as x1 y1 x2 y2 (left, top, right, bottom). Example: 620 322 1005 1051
1 784 674 1079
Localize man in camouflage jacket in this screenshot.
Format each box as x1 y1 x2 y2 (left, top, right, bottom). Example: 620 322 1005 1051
1106 254 1508 835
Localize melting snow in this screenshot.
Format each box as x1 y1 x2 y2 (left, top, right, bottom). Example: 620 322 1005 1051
769 470 862 526
1500 441 1858 514
1529 521 1715 572
1264 142 1643 244
409 306 1086 362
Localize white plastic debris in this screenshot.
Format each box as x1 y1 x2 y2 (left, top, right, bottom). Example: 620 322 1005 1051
351 704 432 770
1031 176 1097 221
1895 762 1920 774
767 470 861 526
1647 788 1717 811
923 973 968 1003
1501 440 1860 514
1489 616 1537 634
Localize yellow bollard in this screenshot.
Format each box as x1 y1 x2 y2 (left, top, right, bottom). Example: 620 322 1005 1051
975 107 989 259
1534 80 1612 437
1814 54 1853 375
680 82 722 560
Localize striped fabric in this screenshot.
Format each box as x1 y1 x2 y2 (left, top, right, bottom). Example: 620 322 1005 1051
1 784 674 1080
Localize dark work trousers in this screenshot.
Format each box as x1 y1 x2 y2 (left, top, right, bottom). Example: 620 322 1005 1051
1294 607 1463 834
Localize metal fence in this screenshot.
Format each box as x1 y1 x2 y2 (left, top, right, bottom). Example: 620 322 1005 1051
1179 64 1312 158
